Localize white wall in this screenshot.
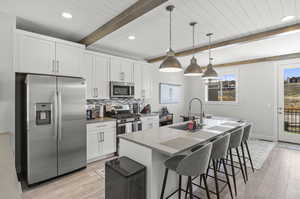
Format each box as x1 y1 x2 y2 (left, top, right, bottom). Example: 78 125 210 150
145 64 185 123
0 12 15 134
184 61 279 141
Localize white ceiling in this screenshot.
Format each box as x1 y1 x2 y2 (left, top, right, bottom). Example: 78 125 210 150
90 0 300 60
177 30 300 68
0 0 300 63
0 0 137 41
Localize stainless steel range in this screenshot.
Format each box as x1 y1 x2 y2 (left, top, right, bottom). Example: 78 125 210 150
106 104 142 153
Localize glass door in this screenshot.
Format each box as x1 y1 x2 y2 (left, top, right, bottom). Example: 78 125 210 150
278 64 300 143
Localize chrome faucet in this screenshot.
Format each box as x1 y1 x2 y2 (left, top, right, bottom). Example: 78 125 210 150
188 98 204 124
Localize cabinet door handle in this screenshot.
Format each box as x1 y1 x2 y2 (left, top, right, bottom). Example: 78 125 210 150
97 133 100 143
52 60 56 72
93 88 96 98
56 61 59 73
102 132 104 142
96 88 99 97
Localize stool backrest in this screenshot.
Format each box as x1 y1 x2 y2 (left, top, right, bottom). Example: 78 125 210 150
211 133 231 160
228 128 243 149
242 124 252 142
176 143 212 177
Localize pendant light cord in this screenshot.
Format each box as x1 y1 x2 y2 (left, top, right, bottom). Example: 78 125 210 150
208 34 212 64
192 24 195 56
169 9 172 49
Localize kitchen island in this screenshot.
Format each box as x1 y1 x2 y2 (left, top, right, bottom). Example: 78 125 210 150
119 117 248 199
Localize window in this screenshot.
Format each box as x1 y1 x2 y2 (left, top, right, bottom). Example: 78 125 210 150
205 73 237 103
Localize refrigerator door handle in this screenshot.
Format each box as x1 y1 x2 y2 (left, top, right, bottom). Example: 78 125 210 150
58 90 62 142
53 91 58 139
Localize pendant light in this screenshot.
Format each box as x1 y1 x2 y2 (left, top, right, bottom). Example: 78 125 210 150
159 5 182 72
184 22 203 76
202 33 218 80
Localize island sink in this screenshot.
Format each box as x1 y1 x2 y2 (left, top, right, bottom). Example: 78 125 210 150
169 123 204 131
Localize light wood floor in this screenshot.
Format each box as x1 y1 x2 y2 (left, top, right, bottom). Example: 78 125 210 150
22 144 300 199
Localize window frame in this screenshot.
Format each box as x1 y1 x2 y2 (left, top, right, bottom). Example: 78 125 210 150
204 69 239 105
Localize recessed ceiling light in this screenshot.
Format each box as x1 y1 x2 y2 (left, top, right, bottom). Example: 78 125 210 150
281 15 295 22
128 35 135 40
62 12 72 19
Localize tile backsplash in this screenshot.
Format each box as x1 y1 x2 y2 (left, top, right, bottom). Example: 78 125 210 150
87 98 144 106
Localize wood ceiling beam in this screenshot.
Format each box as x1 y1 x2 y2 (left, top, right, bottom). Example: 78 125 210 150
147 23 300 63
80 0 168 46
200 52 300 69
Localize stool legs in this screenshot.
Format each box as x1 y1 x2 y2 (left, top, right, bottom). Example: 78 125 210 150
160 168 169 199
188 176 193 199
201 174 211 199
241 142 248 181
229 149 237 196
179 175 182 199
212 160 220 199
245 141 255 172
222 159 234 199
236 147 247 184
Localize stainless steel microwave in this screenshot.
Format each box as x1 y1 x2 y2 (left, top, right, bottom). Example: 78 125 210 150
110 81 135 98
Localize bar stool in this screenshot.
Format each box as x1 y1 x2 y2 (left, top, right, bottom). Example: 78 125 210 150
240 123 254 181
191 134 233 199
160 143 212 199
226 128 247 196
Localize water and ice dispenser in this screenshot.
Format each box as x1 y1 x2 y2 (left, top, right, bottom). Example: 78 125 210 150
35 103 52 125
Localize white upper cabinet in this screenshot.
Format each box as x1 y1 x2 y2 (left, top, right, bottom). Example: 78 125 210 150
94 54 110 99
15 30 84 77
142 63 155 99
55 42 83 77
133 62 143 99
110 57 133 82
16 34 56 74
82 53 95 99
83 51 110 99
110 58 122 82
121 60 133 83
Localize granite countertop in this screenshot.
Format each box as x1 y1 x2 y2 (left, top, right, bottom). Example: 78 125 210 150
0 132 22 199
119 118 247 156
86 117 116 124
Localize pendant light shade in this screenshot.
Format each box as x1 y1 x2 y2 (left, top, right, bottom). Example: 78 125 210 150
159 5 182 72
202 33 218 80
184 22 202 76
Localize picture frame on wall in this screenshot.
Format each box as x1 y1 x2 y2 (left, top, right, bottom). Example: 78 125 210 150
159 83 181 104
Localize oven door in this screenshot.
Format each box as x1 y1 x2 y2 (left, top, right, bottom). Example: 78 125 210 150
110 81 134 98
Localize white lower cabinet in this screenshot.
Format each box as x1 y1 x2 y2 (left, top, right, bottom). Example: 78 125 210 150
141 115 159 131
87 121 116 163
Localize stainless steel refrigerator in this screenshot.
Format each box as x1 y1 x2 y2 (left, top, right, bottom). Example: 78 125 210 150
26 75 86 185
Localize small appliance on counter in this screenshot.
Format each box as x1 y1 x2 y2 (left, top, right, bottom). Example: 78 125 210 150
86 104 104 120
159 106 173 127
132 103 140 114
140 104 151 114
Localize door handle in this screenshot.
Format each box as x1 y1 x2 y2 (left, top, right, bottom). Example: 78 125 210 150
53 92 58 139
102 132 104 142
58 91 62 142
